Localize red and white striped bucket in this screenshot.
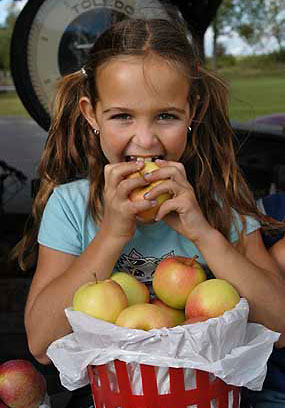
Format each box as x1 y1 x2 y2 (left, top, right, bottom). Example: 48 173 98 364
88 360 240 408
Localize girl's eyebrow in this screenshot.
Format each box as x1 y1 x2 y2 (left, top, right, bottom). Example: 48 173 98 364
103 106 186 114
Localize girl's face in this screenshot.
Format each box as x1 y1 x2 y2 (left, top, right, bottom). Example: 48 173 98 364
82 55 192 163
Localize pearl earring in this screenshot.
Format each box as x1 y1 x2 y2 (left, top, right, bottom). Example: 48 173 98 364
187 126 192 133
93 129 100 136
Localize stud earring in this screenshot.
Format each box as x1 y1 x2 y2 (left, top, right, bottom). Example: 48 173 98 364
187 126 192 133
93 129 100 136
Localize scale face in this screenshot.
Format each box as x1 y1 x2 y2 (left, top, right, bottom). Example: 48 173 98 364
11 0 168 131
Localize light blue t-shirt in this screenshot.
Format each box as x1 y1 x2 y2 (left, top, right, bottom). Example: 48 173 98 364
38 179 260 283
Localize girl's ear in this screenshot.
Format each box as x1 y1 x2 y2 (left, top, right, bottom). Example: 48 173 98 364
79 96 99 130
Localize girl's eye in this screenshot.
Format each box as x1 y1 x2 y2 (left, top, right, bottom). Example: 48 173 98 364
158 113 178 120
110 113 132 120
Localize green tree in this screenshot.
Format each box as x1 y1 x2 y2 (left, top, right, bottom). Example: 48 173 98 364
266 0 285 52
212 0 285 59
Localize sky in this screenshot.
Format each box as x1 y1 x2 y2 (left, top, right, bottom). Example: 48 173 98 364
0 0 278 57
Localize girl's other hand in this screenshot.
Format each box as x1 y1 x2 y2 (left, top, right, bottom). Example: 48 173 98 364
143 159 214 243
100 161 157 242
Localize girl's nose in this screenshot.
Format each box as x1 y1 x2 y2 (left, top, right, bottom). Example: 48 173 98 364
132 125 159 149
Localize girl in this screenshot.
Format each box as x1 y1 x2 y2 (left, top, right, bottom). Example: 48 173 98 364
18 17 285 397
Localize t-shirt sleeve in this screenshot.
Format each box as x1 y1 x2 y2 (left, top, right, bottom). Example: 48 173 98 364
230 210 261 243
38 189 82 255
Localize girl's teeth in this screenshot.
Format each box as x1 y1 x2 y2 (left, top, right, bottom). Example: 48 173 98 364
126 155 163 162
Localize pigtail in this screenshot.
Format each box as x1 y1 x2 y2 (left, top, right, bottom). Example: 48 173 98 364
15 71 105 270
183 66 284 246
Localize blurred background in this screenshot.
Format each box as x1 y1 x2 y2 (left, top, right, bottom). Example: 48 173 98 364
0 0 284 405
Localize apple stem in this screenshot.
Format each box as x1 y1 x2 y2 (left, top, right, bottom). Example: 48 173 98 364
190 255 198 267
93 272 98 284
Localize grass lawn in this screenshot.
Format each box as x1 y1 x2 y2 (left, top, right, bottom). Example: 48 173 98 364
0 91 29 116
228 75 285 122
0 73 285 123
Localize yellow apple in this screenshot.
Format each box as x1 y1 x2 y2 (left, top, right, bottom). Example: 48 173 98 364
72 280 128 323
111 272 150 306
185 279 240 319
128 161 171 222
151 298 185 327
152 256 207 309
115 303 172 330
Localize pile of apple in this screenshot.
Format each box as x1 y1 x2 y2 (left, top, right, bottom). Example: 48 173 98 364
0 360 46 408
73 256 240 330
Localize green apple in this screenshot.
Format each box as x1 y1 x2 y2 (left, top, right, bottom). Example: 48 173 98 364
151 298 185 327
115 303 172 330
73 279 128 323
111 272 149 306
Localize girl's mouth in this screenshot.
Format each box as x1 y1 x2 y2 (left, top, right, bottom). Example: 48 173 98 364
125 155 164 162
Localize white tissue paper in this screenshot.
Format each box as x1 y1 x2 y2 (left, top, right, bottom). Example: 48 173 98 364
39 393 51 408
47 298 280 394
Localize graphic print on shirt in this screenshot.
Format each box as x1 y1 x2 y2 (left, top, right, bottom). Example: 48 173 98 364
115 248 175 283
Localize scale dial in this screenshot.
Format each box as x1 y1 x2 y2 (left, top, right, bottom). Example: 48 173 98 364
11 0 168 130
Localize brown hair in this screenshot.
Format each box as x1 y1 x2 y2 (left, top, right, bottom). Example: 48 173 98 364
15 17 283 270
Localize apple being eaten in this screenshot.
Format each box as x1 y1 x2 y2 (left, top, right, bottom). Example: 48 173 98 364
128 161 171 222
0 359 46 408
153 256 206 309
111 272 150 306
73 279 128 323
151 298 185 327
116 303 172 330
185 278 240 319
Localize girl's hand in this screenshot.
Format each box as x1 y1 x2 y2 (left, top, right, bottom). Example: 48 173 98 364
100 161 157 242
143 159 214 243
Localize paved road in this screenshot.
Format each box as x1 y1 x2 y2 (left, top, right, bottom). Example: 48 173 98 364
0 116 47 213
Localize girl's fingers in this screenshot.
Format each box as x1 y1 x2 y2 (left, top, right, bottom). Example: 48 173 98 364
142 179 191 201
104 160 144 187
155 159 187 178
117 176 150 199
143 160 187 185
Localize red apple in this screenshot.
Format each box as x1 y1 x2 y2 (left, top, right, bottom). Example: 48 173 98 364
0 360 46 408
182 316 209 325
111 272 150 306
128 161 171 222
73 279 128 323
115 303 172 330
151 298 185 327
152 256 207 309
185 279 240 319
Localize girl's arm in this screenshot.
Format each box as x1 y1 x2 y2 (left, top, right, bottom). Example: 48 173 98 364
25 229 127 364
25 161 155 364
195 227 285 333
144 160 285 333
269 236 285 274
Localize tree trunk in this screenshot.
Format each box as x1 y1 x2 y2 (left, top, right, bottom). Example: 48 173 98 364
173 0 223 62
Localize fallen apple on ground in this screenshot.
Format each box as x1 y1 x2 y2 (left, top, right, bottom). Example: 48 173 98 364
153 256 206 309
111 272 149 306
128 161 171 222
0 360 46 408
73 279 128 323
185 278 240 319
151 298 185 327
115 303 172 330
